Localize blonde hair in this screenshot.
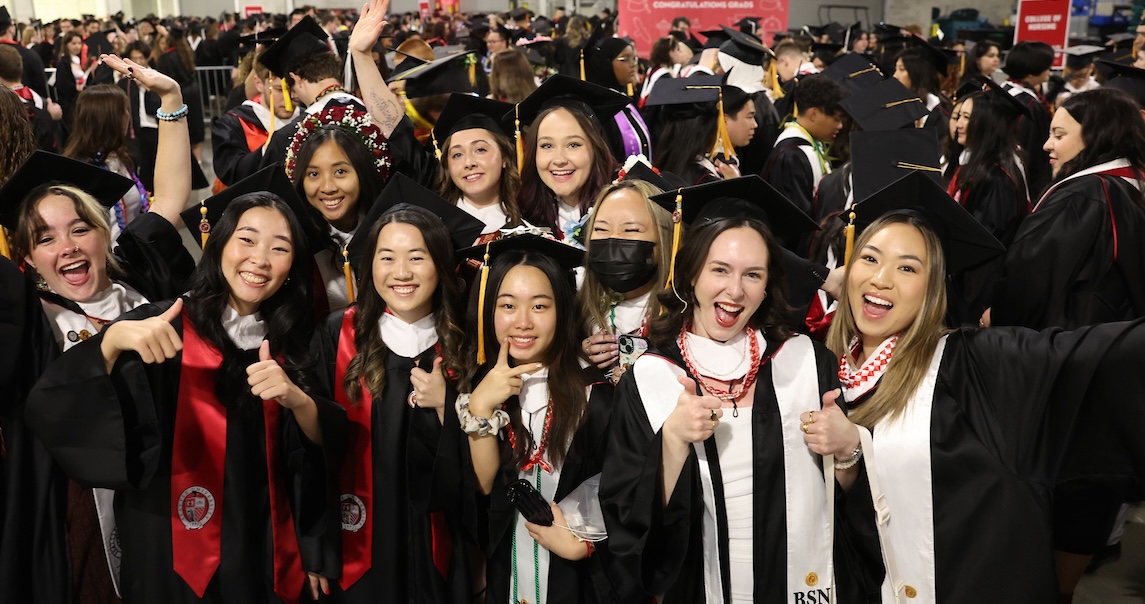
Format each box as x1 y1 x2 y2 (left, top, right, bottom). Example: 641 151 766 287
578 180 672 332
13 185 123 276
825 214 950 428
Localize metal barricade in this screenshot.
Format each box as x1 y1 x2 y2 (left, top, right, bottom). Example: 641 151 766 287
194 65 236 123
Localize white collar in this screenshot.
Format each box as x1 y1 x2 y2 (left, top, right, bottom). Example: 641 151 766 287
75 281 147 320
958 148 972 166
518 367 551 413
379 312 439 358
925 93 941 112
609 290 652 335
1035 158 1138 211
682 329 755 380
222 305 267 350
306 91 362 115
328 222 356 246
458 197 508 234
242 99 298 132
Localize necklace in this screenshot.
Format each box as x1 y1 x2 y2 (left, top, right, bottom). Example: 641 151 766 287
506 398 554 473
677 325 763 418
313 84 346 105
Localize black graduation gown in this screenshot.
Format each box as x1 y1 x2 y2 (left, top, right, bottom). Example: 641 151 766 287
1006 86 1052 199
0 213 193 604
920 101 951 152
840 323 1145 602
953 166 1027 247
156 51 205 146
484 371 642 604
992 172 1145 330
735 92 781 177
761 136 816 220
260 114 304 171
600 337 856 604
309 310 471 603
211 103 270 186
23 301 346 603
0 40 48 97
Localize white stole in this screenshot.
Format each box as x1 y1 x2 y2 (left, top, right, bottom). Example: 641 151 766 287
775 126 828 191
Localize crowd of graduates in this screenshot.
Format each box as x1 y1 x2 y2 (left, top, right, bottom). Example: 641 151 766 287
0 1 1144 603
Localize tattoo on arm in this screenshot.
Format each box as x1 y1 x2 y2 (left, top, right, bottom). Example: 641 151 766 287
370 88 402 134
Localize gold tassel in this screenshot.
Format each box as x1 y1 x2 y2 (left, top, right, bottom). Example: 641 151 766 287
769 59 784 99
0 227 10 259
281 78 293 113
663 190 682 289
267 85 276 140
626 82 634 97
579 50 586 81
342 246 355 304
843 210 856 265
198 203 210 247
713 88 737 160
514 103 524 170
959 53 965 78
431 130 442 161
476 243 491 364
468 59 476 86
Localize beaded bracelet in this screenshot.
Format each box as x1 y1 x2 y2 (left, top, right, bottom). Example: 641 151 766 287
156 104 189 122
834 445 863 471
455 393 510 437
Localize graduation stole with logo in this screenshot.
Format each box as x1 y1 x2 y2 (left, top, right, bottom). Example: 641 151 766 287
170 310 305 601
334 306 374 588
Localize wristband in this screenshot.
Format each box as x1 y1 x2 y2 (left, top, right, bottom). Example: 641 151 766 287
834 445 863 471
156 104 189 121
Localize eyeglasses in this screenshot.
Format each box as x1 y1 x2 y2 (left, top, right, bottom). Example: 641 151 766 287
614 55 638 65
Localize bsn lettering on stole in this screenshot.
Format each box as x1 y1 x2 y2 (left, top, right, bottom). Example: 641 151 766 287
793 587 832 603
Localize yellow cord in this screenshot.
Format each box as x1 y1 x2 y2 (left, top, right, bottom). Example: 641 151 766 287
476 243 491 364
281 78 293 113
0 228 10 259
843 211 856 266
342 246 355 304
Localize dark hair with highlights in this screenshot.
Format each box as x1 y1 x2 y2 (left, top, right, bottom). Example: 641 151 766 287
1056 88 1145 185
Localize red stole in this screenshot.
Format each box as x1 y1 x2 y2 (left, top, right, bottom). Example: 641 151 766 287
170 311 306 601
333 307 374 588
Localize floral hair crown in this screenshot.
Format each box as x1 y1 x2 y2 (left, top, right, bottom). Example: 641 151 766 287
284 103 392 182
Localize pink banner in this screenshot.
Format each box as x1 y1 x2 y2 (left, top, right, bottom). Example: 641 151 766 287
617 0 789 58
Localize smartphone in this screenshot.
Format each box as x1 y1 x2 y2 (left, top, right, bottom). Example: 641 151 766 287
506 479 554 526
617 334 649 370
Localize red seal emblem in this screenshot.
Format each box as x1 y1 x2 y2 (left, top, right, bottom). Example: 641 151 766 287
177 486 216 529
340 494 367 532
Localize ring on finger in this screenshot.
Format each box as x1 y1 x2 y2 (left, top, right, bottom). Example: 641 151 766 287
709 409 718 422
801 422 810 434
808 410 815 424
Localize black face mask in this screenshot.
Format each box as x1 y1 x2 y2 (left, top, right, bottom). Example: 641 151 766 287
586 238 657 294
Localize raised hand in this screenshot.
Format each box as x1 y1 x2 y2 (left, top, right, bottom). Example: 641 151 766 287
801 389 859 458
409 356 446 410
100 298 184 367
581 330 618 370
469 338 544 417
349 0 390 55
247 340 309 410
100 54 181 100
663 375 724 445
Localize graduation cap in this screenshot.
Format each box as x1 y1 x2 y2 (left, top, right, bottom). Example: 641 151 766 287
847 171 1005 273
390 51 478 99
1106 32 1136 49
1063 45 1104 71
649 175 817 231
822 52 884 93
1095 48 1134 79
257 16 331 78
718 26 773 66
812 42 845 56
902 35 951 73
345 172 485 271
700 29 733 49
616 158 687 192
0 7 11 26
178 164 323 255
240 27 286 47
510 7 530 21
460 230 584 363
850 128 943 201
979 76 1030 119
735 17 761 37
804 24 828 38
873 23 906 38
642 74 747 161
430 94 514 159
840 77 927 130
0 151 135 232
823 22 848 44
1098 60 1145 108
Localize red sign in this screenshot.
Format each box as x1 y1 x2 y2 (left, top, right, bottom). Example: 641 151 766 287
617 0 788 59
1014 0 1071 69
243 5 263 17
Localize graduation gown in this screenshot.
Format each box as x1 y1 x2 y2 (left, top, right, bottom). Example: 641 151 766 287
119 77 162 192
24 300 346 603
0 213 193 604
1003 83 1052 199
211 101 276 187
949 165 1028 247
761 125 828 252
992 161 1145 330
484 369 642 604
309 309 471 603
840 323 1145 602
600 333 857 604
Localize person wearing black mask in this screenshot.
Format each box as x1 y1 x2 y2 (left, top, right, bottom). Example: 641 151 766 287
578 176 675 383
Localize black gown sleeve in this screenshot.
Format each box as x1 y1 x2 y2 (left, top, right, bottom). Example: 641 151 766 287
387 116 440 189
959 168 1026 247
210 112 267 186
259 116 302 170
113 212 196 302
599 366 703 597
0 257 27 399
761 146 816 219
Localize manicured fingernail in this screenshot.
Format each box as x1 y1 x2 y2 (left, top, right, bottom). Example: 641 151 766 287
610 344 619 351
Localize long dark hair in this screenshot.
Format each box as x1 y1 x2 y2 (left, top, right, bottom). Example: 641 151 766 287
185 194 315 410
463 250 588 468
953 91 1027 200
962 40 1000 81
648 218 792 348
342 206 467 403
63 84 135 174
653 106 716 179
1056 88 1145 185
896 47 939 99
291 125 383 264
517 105 616 234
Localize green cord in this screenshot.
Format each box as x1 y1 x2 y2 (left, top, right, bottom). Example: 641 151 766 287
511 457 546 603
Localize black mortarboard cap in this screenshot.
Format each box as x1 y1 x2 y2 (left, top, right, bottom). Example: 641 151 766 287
804 25 828 38
0 7 11 26
510 75 630 128
979 76 1030 119
902 35 951 73
1095 48 1134 79
850 171 1005 273
649 175 818 236
840 77 928 131
240 27 286 47
822 52 884 92
391 51 477 99
1098 60 1145 108
510 7 529 21
459 232 584 271
617 161 687 192
0 151 133 231
346 172 485 268
719 26 772 66
953 79 980 103
700 29 733 49
824 22 847 44
257 16 332 78
735 17 761 37
433 94 514 144
1063 44 1104 70
642 73 747 114
177 164 323 252
873 23 906 37
812 42 845 56
1106 32 1136 48
850 128 943 201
